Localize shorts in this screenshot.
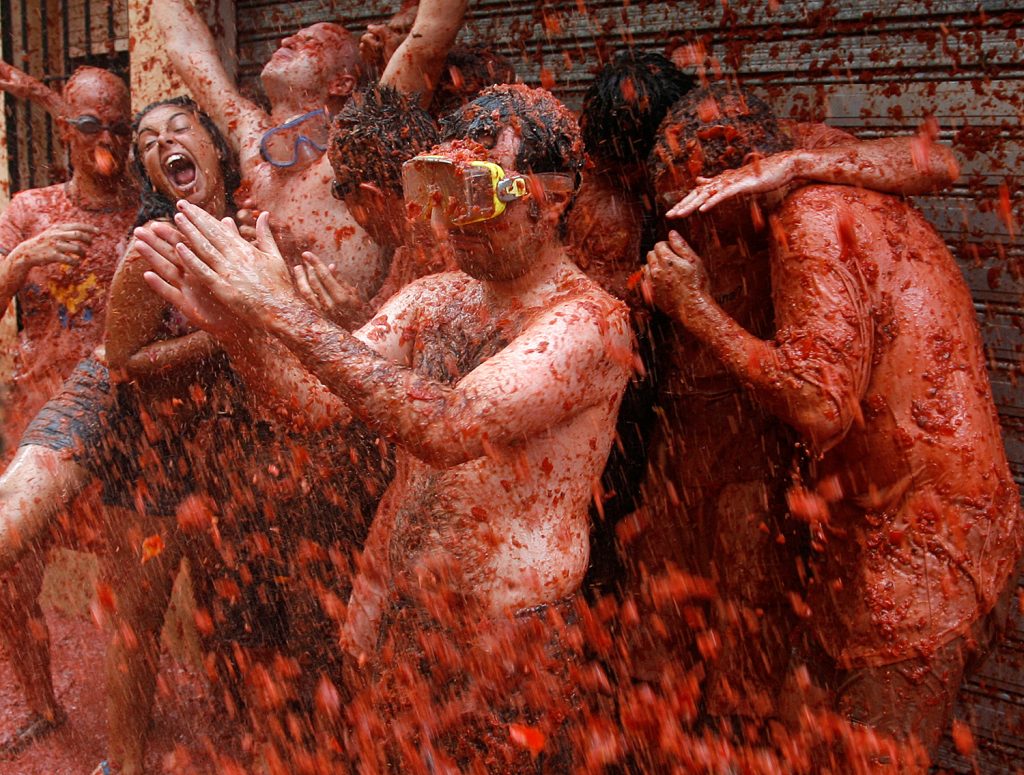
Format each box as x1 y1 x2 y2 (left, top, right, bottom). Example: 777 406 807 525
19 355 228 514
823 574 1016 757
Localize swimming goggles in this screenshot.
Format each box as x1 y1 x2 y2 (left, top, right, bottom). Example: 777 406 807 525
259 108 330 168
401 154 572 227
66 114 131 136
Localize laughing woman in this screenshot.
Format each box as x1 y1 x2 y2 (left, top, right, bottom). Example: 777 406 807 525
0 96 242 775
97 96 244 775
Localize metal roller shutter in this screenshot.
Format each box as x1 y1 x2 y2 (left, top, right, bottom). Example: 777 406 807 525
237 2 1023 770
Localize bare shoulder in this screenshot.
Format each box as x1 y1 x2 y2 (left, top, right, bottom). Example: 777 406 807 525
774 185 859 260
365 270 472 327
115 219 164 272
8 184 63 212
535 274 633 362
554 274 629 326
401 269 479 302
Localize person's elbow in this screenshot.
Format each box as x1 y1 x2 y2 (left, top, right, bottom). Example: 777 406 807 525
102 336 132 373
930 143 960 187
785 393 855 455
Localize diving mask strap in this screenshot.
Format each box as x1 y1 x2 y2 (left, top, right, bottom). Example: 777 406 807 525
496 173 574 204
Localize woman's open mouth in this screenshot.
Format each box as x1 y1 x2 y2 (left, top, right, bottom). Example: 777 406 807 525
163 152 198 194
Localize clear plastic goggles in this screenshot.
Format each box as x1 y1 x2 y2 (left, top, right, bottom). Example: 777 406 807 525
259 108 330 168
401 155 534 227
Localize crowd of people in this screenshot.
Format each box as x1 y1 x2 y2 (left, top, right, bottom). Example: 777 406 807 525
0 1 1018 773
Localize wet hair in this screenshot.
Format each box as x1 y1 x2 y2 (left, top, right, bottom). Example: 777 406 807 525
130 96 240 227
428 45 518 119
581 51 695 167
327 85 439 196
648 83 793 200
441 84 584 188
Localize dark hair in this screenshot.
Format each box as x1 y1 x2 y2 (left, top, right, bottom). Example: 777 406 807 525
648 83 793 199
328 85 440 196
428 45 518 119
130 96 240 227
441 84 584 188
581 51 695 167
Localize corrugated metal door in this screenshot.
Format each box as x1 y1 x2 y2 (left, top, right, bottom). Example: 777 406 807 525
237 1 1023 770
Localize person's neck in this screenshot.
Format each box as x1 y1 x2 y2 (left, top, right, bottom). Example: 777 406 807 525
484 240 573 307
203 190 228 220
67 173 135 211
269 97 317 125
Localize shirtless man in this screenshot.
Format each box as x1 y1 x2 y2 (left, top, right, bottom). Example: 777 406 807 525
136 85 632 770
645 85 1021 762
625 83 966 719
0 66 136 754
155 0 465 315
154 1 379 294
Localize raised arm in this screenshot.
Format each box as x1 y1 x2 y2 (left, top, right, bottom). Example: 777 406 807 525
272 290 629 467
0 61 64 117
104 236 219 381
670 126 960 218
647 217 872 453
381 0 467 107
223 275 430 431
152 0 267 166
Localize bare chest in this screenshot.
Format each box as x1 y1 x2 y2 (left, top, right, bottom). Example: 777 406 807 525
408 302 520 386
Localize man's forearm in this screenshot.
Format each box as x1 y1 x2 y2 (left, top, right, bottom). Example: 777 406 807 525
0 63 63 117
790 137 958 196
123 330 220 381
383 0 468 104
264 303 476 466
0 257 26 316
680 295 775 387
676 296 853 449
211 323 350 431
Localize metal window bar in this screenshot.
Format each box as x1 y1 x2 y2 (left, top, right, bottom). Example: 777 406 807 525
0 0 20 194
1 0 129 194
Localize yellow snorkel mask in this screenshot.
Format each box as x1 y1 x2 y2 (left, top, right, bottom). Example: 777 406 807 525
402 154 572 227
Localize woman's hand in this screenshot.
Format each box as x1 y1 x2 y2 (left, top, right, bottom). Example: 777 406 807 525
136 201 299 335
293 250 367 329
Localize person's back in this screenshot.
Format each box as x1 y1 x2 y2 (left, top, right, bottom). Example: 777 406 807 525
777 183 1022 664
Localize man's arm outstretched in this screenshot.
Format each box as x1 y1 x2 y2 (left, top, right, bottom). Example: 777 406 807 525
139 201 632 466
